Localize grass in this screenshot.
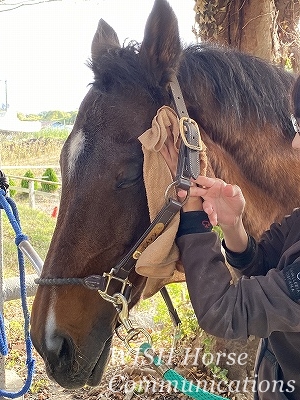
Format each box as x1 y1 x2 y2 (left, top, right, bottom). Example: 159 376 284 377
0 128 70 142
0 129 64 276
1 203 56 278
0 203 57 398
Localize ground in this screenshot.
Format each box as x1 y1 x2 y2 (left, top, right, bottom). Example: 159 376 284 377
23 344 246 400
4 297 247 400
5 319 248 400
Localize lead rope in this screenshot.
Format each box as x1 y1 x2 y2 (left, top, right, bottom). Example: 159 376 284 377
139 343 226 400
0 185 35 398
113 293 228 400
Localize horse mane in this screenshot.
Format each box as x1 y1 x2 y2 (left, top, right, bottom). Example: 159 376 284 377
180 43 295 140
89 39 295 142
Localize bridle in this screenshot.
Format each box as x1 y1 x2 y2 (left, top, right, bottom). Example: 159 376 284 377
35 75 203 345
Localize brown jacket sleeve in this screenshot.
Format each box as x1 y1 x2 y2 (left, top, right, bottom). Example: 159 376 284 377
176 231 300 340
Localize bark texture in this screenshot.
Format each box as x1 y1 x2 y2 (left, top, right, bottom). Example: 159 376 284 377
193 0 300 68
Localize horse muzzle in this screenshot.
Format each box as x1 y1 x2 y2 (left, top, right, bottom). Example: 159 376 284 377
30 285 118 388
33 330 113 389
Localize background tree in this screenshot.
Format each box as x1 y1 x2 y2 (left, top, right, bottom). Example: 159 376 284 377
0 0 62 13
193 0 300 71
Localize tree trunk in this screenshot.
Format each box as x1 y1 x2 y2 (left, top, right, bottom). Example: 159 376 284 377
275 0 300 72
193 0 299 64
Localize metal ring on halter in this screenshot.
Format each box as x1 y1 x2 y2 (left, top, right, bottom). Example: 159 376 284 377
98 291 121 305
164 181 190 206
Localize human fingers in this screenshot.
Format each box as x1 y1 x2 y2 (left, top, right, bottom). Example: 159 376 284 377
177 188 188 199
222 183 239 197
177 187 208 206
223 183 238 197
177 184 206 198
222 184 245 207
176 187 203 211
202 202 218 226
192 175 222 188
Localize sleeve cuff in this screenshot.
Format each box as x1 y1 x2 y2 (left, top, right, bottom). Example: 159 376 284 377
222 235 256 269
283 261 300 301
177 211 212 238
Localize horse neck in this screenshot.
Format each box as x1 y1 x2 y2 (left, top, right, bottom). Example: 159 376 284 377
199 126 300 239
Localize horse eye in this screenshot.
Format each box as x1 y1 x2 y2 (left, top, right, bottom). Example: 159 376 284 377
116 164 143 189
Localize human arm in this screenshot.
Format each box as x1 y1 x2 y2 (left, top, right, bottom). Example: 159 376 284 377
178 176 289 276
175 176 300 339
176 229 300 340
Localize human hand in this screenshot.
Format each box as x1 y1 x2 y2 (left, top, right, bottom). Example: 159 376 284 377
160 136 204 211
159 137 244 224
178 176 245 227
180 186 204 212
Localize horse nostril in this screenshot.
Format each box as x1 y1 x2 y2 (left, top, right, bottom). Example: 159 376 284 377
44 333 77 386
59 336 72 360
47 333 73 364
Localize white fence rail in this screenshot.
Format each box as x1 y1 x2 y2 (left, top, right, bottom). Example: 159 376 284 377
6 174 61 209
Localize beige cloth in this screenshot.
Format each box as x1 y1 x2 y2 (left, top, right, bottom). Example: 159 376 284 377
137 106 207 299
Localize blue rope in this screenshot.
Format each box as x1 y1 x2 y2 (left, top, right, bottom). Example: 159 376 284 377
0 190 35 398
0 313 8 356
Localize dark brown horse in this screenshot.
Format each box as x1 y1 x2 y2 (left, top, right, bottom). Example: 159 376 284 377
31 0 300 390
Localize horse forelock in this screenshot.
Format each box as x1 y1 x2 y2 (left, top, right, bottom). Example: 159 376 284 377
88 42 173 103
88 40 295 143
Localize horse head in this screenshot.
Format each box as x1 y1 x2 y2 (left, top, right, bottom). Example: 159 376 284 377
31 0 300 390
31 0 181 389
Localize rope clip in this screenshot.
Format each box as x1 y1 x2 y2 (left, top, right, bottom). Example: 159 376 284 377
114 293 152 354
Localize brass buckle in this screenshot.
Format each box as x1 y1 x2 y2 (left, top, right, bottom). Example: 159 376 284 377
179 117 203 151
97 269 132 304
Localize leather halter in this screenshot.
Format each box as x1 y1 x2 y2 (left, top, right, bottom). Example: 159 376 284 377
35 76 202 319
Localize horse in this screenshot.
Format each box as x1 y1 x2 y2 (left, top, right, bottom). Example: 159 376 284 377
30 0 300 390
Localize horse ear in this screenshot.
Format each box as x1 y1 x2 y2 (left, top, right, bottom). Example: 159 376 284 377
91 19 121 62
139 0 182 81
